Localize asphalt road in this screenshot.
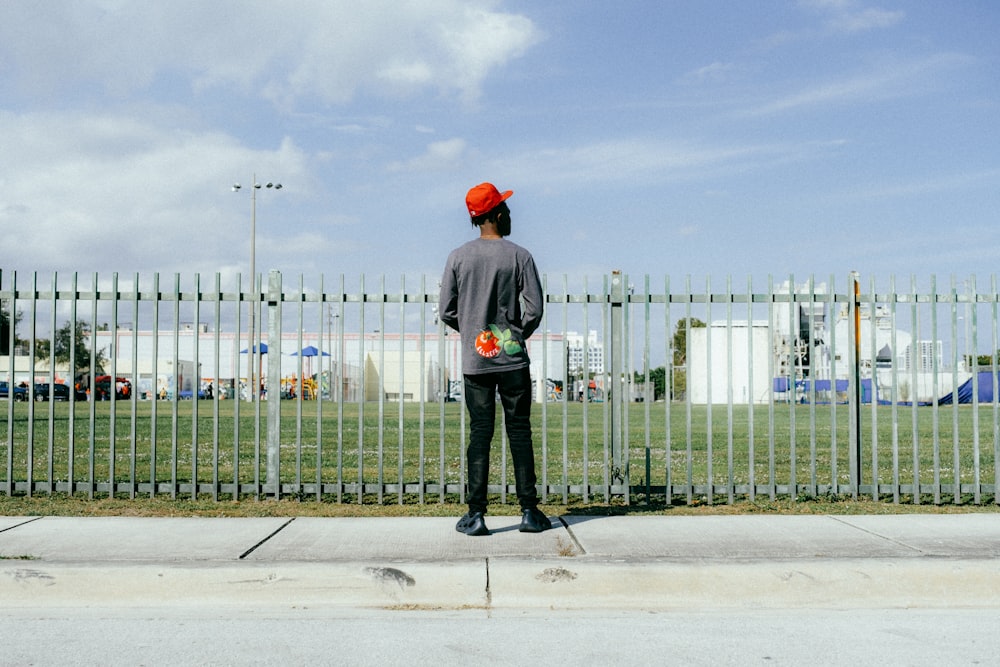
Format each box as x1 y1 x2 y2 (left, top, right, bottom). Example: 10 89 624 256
1 606 995 666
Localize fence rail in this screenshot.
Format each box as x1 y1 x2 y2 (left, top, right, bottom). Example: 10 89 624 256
2 269 999 506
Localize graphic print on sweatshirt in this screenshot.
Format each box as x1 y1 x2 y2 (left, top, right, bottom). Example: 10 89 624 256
474 324 523 359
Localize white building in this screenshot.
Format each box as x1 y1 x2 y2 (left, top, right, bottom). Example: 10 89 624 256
565 330 604 375
688 281 968 405
80 328 576 403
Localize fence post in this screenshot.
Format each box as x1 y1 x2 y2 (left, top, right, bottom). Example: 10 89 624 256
848 271 862 498
610 270 628 499
267 270 282 497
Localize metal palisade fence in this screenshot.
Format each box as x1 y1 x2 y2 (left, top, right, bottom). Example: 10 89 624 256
1 269 998 506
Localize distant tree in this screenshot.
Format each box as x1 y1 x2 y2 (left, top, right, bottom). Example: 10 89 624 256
633 366 667 401
672 317 706 366
974 353 1000 369
53 320 106 375
34 338 51 360
670 318 705 400
1 304 21 355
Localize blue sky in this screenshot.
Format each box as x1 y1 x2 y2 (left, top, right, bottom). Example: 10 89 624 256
2 0 998 291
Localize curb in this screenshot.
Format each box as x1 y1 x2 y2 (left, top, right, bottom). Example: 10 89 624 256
4 557 999 611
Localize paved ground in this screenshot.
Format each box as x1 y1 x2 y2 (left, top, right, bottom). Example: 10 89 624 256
2 513 999 610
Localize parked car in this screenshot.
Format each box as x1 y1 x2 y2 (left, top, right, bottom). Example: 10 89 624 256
177 389 207 400
91 375 132 401
0 381 28 401
32 383 81 402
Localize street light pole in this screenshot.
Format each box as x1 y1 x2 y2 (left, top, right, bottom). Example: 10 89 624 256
233 174 282 400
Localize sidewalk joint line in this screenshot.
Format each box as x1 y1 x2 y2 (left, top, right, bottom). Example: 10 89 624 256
484 557 492 613
559 517 587 555
0 516 44 535
828 516 925 554
238 518 296 560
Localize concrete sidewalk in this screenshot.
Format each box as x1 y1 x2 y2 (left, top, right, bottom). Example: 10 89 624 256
2 514 999 610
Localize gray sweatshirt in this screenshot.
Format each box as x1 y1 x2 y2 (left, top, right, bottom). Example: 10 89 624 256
439 238 544 375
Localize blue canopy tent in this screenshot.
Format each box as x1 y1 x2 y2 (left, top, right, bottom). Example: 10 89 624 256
290 345 330 379
290 345 329 358
937 371 999 405
239 343 268 399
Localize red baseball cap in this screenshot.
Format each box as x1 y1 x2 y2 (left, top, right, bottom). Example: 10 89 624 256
466 182 513 217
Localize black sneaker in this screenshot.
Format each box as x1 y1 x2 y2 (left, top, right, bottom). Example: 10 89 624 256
456 511 489 536
455 511 474 533
519 507 552 533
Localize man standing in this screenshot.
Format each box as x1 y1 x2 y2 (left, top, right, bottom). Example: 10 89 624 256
439 182 552 536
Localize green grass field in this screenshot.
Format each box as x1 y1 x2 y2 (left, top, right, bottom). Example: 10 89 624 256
2 397 999 515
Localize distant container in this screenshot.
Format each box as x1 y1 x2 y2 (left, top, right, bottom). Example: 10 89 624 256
689 322 772 404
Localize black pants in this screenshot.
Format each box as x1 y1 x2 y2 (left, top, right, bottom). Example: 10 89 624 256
463 367 539 513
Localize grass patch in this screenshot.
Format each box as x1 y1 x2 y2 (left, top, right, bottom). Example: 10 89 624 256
2 399 999 510
2 492 998 518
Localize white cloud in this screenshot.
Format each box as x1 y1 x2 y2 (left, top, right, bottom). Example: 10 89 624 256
827 7 905 32
750 74 888 116
507 138 842 188
0 110 312 276
0 1 542 109
387 138 469 173
681 62 739 85
745 53 971 116
842 168 1000 201
798 0 904 34
760 1 903 48
261 231 344 266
